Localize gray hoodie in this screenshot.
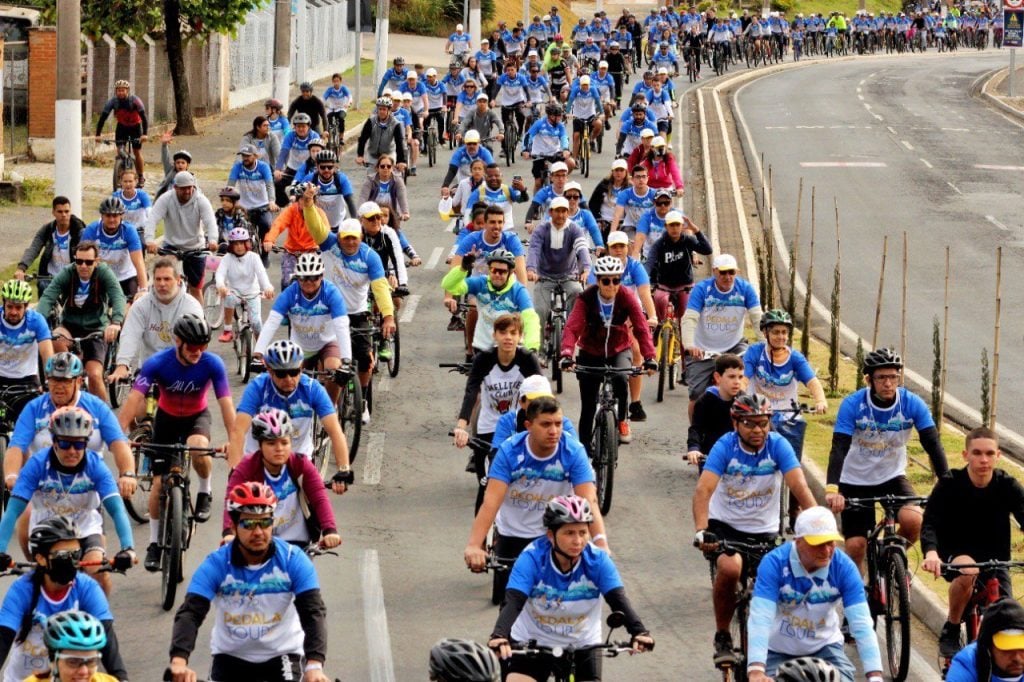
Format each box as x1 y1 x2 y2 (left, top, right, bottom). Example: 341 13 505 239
116 285 205 367
146 188 216 249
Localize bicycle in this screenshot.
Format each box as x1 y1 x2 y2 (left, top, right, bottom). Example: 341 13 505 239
226 293 256 384
566 365 643 515
112 138 136 191
370 290 402 378
128 439 226 610
425 116 439 168
576 117 594 179
772 400 810 536
303 366 362 463
124 384 159 523
652 289 686 403
844 494 929 682
543 278 576 394
501 107 522 167
326 111 345 157
505 611 640 681
0 384 42 521
104 332 133 408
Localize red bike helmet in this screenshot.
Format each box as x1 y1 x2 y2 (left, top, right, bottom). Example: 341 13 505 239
227 482 277 515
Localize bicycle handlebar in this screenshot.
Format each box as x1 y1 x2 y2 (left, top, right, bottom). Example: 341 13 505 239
128 441 227 457
939 560 1024 572
53 330 105 343
844 495 929 510
439 362 473 374
507 640 637 658
566 365 645 377
447 431 494 452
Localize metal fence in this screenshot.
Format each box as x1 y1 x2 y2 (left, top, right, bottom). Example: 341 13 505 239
2 39 28 158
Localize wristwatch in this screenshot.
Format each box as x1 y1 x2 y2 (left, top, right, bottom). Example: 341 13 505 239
119 472 137 479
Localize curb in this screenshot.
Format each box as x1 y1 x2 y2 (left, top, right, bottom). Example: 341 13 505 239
977 66 1024 124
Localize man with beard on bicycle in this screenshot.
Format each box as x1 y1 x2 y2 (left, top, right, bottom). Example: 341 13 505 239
0 280 52 422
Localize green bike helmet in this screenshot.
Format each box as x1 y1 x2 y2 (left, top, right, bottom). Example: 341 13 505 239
760 308 793 331
1 279 32 303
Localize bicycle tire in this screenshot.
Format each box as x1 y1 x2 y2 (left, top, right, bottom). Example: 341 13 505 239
668 328 678 391
0 436 7 526
597 408 617 515
386 323 400 377
778 474 789 536
365 375 374 415
339 375 362 463
160 485 184 611
884 550 912 681
311 413 331 480
550 316 563 394
656 324 670 403
580 133 590 179
241 328 253 384
106 340 131 408
735 595 750 682
202 281 224 330
125 425 154 524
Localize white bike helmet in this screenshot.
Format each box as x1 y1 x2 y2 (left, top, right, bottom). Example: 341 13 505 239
294 252 325 278
592 255 625 277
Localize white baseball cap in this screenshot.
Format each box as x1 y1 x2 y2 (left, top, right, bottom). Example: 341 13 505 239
793 507 844 546
358 201 382 218
713 254 738 271
607 231 629 246
549 161 569 174
480 38 490 44
658 66 669 75
476 93 489 102
579 75 591 85
426 67 437 77
665 210 684 225
612 158 629 171
640 128 655 138
549 197 570 210
406 71 418 79
401 92 413 101
599 60 609 68
464 129 481 143
518 375 554 400
456 23 464 30
652 135 666 147
564 181 583 193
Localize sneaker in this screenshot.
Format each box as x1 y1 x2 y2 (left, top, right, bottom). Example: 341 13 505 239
938 621 963 658
362 405 371 425
409 167 417 176
378 346 392 362
465 453 476 473
137 175 146 188
618 420 632 443
193 492 212 523
218 329 233 343
144 542 161 572
713 631 737 666
628 401 647 422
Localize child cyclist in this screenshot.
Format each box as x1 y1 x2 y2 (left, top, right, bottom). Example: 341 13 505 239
25 610 120 682
214 186 251 252
222 409 342 550
214 227 274 343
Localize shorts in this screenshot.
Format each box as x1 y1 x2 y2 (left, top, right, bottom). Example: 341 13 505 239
838 476 916 539
114 123 143 147
941 562 1012 597
506 647 600 680
657 118 672 135
151 407 212 475
347 313 373 372
705 518 778 563
210 653 302 682
174 251 206 289
62 322 108 365
301 341 341 370
79 533 106 557
685 341 748 400
572 117 596 133
119 276 139 300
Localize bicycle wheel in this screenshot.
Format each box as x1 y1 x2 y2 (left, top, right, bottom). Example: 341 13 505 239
580 134 590 178
0 436 7 525
593 408 617 515
160 485 184 611
734 596 750 682
105 340 130 408
339 375 363 463
550 316 563 394
427 126 438 167
125 425 154 524
386 323 400 377
668 328 679 391
656 324 670 403
240 327 253 384
202 281 223 329
310 413 332 480
884 550 912 681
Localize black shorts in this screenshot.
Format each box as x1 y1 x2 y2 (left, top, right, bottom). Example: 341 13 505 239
506 647 600 680
838 476 916 539
210 653 302 682
151 408 212 475
119 276 139 300
114 123 144 147
348 312 373 372
572 117 598 133
62 322 107 364
706 519 778 562
180 251 207 288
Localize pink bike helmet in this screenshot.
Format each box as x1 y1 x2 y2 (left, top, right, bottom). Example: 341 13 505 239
251 408 294 442
227 227 250 242
543 495 594 530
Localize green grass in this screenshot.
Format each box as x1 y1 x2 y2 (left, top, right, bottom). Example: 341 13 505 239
0 176 54 208
702 0 902 18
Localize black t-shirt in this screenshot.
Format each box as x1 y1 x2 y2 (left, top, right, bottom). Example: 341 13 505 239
687 388 735 454
921 468 1024 561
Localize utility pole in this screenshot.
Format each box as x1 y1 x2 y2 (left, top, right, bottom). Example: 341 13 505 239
354 0 362 108
56 0 81 212
273 0 291 104
523 0 530 28
373 0 390 99
469 0 481 52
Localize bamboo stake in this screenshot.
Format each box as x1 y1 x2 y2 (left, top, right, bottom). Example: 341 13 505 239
801 187 816 358
939 246 950 422
872 235 888 350
991 246 1002 428
788 178 803 317
900 231 908 380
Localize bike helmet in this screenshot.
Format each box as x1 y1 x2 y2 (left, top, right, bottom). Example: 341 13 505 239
29 516 80 557
428 639 500 682
45 352 84 379
730 393 773 419
294 252 325 278
291 112 312 126
760 308 794 331
1 279 32 303
631 102 647 114
172 150 192 163
376 96 393 108
264 339 304 370
43 611 107 653
862 347 903 373
227 481 278 515
485 248 516 269
287 181 312 198
543 495 595 530
264 98 283 110
394 56 406 65
545 102 564 117
218 186 241 200
98 197 126 215
252 408 295 442
655 189 674 201
592 255 625 277
227 227 250 243
173 313 212 345
774 656 841 682
314 149 338 165
114 79 130 89
49 406 93 440
300 81 314 92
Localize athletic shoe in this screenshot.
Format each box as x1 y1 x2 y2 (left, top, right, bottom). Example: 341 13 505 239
938 622 963 658
144 542 161 572
628 401 647 422
218 330 233 343
193 493 212 523
362 406 371 425
618 420 632 443
713 631 737 666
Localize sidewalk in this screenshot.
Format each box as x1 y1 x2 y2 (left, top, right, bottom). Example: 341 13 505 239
984 63 1024 113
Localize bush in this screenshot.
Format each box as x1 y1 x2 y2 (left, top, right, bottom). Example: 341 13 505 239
771 0 794 12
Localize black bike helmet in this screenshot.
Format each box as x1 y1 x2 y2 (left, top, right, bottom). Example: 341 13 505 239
173 313 211 345
631 102 647 114
485 248 516 268
545 102 564 117
730 393 773 419
862 347 903 373
314 149 338 165
98 197 126 215
29 516 80 557
760 308 794 331
428 638 500 682
775 656 841 682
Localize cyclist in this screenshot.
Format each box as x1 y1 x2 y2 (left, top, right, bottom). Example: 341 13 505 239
947 598 1024 682
322 73 351 148
302 150 358 232
450 204 529 282
264 98 291 141
36 241 126 403
213 187 250 251
214 227 273 343
355 97 408 176
607 164 656 241
0 407 136 594
566 75 603 162
526 196 591 341
16 197 85 290
264 181 328 290
82 197 148 301
456 94 504 152
615 106 656 158
275 113 322 196
0 519 128 682
229 144 278 264
681 253 763 418
921 427 1024 659
287 82 327 133
488 496 653 680
423 68 448 142
443 130 496 191
154 134 195 199
429 639 500 682
447 24 474 62
145 171 218 301
645 210 712 323
0 279 51 421
631 188 672 259
525 161 575 225
746 507 882 682
466 164 530 233
825 348 949 571
167 483 329 682
562 181 603 249
522 103 573 191
744 309 828 530
686 354 746 467
692 394 816 667
94 80 148 187
559 256 657 446
24 610 122 682
111 169 152 231
118 314 235 570
242 115 282 170
378 57 410 96
107 257 204 389
357 202 409 301
495 62 530 138
223 409 343 548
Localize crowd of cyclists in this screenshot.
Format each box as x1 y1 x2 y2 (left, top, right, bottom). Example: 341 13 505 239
0 0 1019 680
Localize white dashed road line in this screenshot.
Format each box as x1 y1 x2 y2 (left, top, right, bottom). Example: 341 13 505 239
919 158 933 169
425 246 443 270
362 431 386 485
361 548 396 682
975 164 1024 171
399 294 421 323
800 162 887 168
946 181 962 195
886 126 897 135
901 140 914 151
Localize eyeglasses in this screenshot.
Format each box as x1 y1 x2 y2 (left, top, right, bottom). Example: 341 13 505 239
655 200 671 206
57 654 101 669
489 267 510 275
74 259 96 266
873 373 901 383
273 369 302 378
299 275 322 282
55 439 87 451
378 164 393 169
599 277 621 285
738 419 771 431
238 517 275 530
49 549 82 562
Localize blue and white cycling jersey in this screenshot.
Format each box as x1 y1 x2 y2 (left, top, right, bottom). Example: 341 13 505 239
504 34 526 56
589 72 615 102
743 342 816 413
398 81 428 114
567 87 602 119
496 73 530 106
508 538 623 648
523 75 550 104
423 80 447 109
394 107 413 130
309 171 354 228
526 22 547 41
615 186 657 228
646 87 673 121
476 49 500 77
318 238 386 314
236 373 336 457
0 572 112 682
488 430 595 538
322 85 351 114
228 159 275 210
455 230 525 275
533 184 588 214
524 118 569 158
460 275 535 351
441 71 467 97
572 25 591 46
833 386 934 487
635 208 669 256
267 115 291 142
651 50 678 70
569 209 604 248
618 118 658 155
578 43 602 64
449 145 496 181
467 184 529 230
10 391 125 455
705 431 800 534
277 130 322 172
258 280 351 359
687 275 760 353
82 221 142 282
186 538 320 662
448 31 472 55
455 91 478 122
377 66 409 95
112 188 152 229
0 308 50 380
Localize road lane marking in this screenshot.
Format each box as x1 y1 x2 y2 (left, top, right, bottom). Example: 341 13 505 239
941 127 970 132
873 114 884 121
901 140 914 151
947 181 962 195
886 126 897 135
399 294 421 323
986 215 1011 231
361 549 396 682
920 158 933 169
362 431 386 485
379 374 390 393
857 86 862 93
975 164 1024 171
799 162 887 168
859 79 866 86
858 94 865 101
425 246 443 270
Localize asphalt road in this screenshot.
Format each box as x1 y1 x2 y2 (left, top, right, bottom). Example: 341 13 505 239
736 50 1024 437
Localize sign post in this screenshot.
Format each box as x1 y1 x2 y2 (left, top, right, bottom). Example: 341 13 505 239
1005 0 1024 96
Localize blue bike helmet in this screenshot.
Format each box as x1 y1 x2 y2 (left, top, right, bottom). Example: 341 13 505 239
45 352 84 379
43 610 107 652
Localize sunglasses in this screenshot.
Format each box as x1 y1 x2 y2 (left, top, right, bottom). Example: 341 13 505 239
489 267 510 275
55 439 87 451
273 369 302 378
565 195 582 200
599 277 621 285
378 164 393 169
738 419 771 430
299 275 322 282
57 654 101 669
318 165 334 170
49 549 83 562
655 200 671 206
238 517 275 530
74 259 96 266
183 342 209 352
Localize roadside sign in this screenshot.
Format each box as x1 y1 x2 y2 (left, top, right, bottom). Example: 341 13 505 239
1007 0 1024 10
1006 9 1024 47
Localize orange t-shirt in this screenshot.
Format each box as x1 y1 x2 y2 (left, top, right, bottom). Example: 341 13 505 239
264 203 326 253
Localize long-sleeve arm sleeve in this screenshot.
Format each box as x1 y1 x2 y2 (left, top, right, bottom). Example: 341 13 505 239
370 278 395 318
458 358 487 422
101 267 127 325
17 225 49 271
490 589 528 639
295 589 328 663
254 310 285 354
115 302 144 367
101 495 135 550
101 620 129 680
300 458 337 534
169 593 211 660
603 587 649 636
441 266 471 297
332 314 352 362
826 432 852 485
303 204 330 245
918 426 949 478
746 595 777 668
